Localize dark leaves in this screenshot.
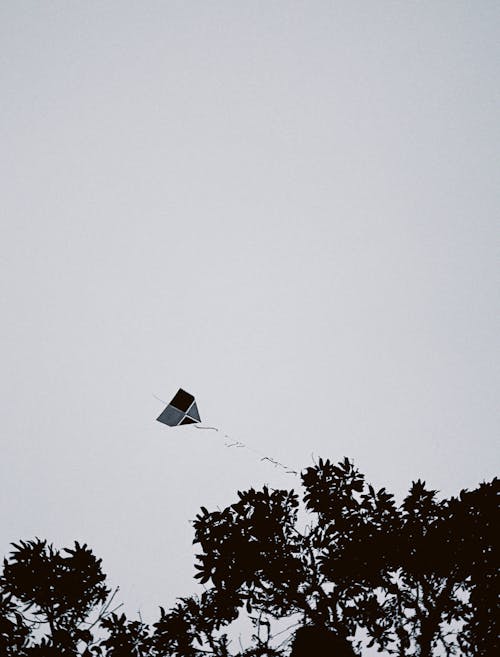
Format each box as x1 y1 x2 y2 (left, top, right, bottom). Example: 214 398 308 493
1 539 109 623
0 461 497 656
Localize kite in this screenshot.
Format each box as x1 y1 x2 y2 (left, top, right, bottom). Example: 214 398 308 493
156 388 201 427
155 388 298 476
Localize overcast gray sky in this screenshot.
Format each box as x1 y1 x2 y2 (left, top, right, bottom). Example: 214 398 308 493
1 1 499 623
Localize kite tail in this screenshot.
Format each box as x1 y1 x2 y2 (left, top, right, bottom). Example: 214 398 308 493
194 425 299 477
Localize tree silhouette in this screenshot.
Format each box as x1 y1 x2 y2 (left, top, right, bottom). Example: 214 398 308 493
100 612 152 657
1 459 498 656
190 458 498 655
290 626 356 657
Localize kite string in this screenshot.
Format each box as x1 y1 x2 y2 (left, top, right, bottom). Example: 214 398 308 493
194 425 299 477
154 395 299 476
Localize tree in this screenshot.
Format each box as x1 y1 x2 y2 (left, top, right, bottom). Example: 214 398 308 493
1 460 498 656
0 539 109 656
444 481 499 656
290 626 356 657
190 458 499 656
100 612 152 657
0 587 31 655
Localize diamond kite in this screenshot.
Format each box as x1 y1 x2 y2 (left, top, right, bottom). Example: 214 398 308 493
156 388 201 427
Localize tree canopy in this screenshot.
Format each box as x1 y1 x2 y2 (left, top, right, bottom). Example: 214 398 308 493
1 458 498 656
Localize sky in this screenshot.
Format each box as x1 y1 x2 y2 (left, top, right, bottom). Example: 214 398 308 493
1 0 499 625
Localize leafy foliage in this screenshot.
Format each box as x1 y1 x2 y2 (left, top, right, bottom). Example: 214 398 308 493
190 459 498 655
0 539 109 656
0 461 497 656
0 589 31 655
100 613 152 657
